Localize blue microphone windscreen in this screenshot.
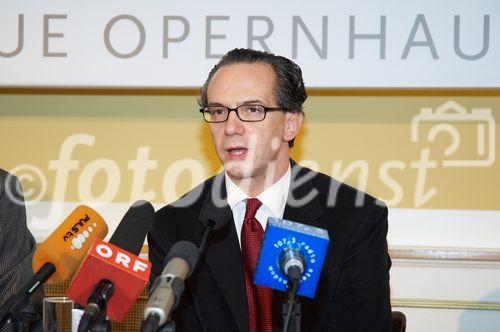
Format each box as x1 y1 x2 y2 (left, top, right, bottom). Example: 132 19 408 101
254 217 329 298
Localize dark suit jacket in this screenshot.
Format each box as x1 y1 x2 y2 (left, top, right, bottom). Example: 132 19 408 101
0 169 42 331
148 163 392 331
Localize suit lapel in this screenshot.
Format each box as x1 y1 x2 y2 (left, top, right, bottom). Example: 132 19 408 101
283 162 325 226
198 173 249 332
273 162 327 327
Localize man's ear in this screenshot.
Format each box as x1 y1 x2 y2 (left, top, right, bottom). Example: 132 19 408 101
284 112 303 142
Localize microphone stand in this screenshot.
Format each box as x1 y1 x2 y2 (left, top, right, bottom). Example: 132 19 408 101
282 279 301 332
0 262 55 326
78 280 114 332
198 220 215 255
91 308 111 332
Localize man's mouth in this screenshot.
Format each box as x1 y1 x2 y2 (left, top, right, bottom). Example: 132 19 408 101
225 147 248 159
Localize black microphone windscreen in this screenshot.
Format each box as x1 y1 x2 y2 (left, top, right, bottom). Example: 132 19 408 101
109 200 155 255
164 241 199 275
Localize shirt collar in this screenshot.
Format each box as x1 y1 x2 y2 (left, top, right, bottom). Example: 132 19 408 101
225 163 291 217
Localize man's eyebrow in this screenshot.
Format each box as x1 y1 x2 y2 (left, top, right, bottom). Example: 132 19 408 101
241 99 265 105
207 100 266 107
207 102 226 107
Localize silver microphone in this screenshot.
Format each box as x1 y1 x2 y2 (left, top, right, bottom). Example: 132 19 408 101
142 241 199 331
280 248 306 282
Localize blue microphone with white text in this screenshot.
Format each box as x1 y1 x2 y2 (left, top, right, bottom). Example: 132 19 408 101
254 217 330 298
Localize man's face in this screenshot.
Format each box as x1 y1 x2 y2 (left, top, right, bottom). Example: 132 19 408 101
206 62 301 186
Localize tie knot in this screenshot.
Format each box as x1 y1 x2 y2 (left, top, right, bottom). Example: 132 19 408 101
244 198 262 220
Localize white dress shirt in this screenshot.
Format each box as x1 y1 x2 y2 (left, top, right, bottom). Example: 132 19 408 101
225 164 291 248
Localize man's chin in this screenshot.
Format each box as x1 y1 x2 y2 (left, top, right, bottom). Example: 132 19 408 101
223 162 254 181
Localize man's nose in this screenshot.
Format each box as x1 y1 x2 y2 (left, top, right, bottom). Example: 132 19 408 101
224 111 245 136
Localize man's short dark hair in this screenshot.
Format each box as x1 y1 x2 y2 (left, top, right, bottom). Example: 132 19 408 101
200 48 307 147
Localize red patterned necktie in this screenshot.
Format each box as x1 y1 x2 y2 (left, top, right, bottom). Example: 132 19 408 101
241 198 274 332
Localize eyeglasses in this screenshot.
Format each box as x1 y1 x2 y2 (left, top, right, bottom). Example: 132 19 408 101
199 105 285 123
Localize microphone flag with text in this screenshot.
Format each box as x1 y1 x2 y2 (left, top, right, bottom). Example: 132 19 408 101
0 205 108 324
254 217 330 298
66 200 154 326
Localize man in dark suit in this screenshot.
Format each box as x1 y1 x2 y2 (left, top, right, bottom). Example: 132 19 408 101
148 48 392 331
0 169 42 331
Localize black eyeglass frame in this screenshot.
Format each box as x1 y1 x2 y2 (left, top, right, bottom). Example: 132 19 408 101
199 105 287 123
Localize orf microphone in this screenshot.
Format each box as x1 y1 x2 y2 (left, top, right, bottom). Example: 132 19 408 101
254 217 329 298
66 200 154 327
141 241 199 332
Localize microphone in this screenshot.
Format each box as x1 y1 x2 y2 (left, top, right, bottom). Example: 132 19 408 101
141 241 199 332
199 217 228 230
280 247 306 283
0 205 108 324
140 217 228 331
254 217 330 298
254 218 329 332
198 217 229 255
66 200 155 329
